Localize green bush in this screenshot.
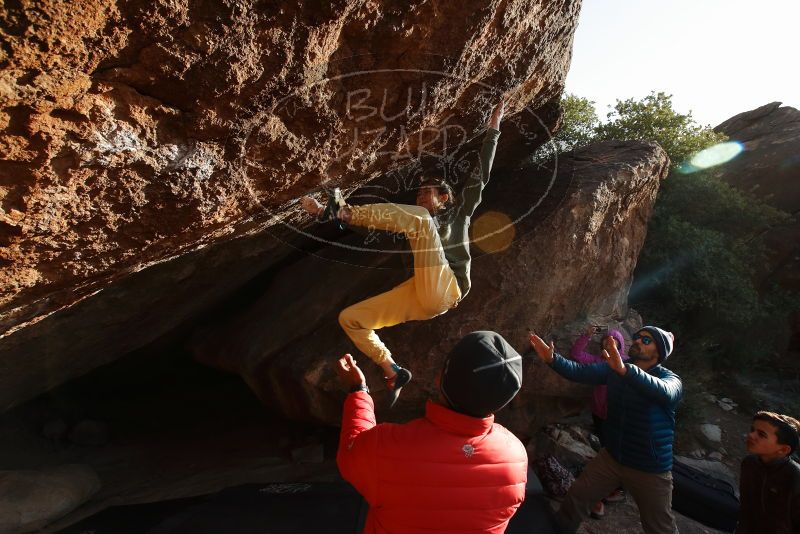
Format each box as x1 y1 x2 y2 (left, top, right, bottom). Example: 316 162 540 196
549 91 796 366
595 92 726 165
549 93 600 154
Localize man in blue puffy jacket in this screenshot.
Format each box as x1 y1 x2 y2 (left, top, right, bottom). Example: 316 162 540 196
530 326 682 534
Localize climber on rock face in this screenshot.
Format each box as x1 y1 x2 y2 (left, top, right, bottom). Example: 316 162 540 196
300 99 505 405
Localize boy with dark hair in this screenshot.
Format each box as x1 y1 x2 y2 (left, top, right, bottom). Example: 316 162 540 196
301 101 505 401
736 411 800 533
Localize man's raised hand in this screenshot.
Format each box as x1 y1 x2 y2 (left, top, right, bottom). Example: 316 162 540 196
488 100 505 130
602 342 628 376
528 332 555 364
335 354 367 389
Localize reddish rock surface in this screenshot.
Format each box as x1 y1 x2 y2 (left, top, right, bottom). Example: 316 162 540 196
0 0 582 410
193 139 670 434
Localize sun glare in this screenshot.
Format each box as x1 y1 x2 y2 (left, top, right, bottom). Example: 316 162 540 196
677 141 744 173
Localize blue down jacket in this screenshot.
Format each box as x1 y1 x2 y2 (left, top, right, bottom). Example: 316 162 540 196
551 354 683 473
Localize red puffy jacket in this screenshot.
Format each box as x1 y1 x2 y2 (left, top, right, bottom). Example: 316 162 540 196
337 391 527 533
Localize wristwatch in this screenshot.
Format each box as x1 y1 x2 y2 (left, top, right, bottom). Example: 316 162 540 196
349 383 370 394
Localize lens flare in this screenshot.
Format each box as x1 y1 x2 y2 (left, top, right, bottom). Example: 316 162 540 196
472 211 515 254
677 141 744 174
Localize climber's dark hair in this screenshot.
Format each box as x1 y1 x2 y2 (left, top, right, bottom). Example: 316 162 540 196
419 177 454 207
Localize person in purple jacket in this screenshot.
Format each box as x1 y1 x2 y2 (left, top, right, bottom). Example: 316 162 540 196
570 325 628 518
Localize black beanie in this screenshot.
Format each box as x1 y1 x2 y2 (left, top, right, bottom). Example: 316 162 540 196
440 331 523 418
641 326 675 363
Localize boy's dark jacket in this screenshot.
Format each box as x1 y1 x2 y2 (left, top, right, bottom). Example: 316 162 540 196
736 454 800 534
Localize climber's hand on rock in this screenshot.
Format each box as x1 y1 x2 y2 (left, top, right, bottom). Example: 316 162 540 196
335 354 367 389
488 99 505 130
301 196 324 216
529 332 555 364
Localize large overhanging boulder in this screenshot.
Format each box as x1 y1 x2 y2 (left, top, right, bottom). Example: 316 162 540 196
192 139 670 434
0 0 582 411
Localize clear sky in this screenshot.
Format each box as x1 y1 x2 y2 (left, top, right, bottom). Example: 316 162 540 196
565 0 800 127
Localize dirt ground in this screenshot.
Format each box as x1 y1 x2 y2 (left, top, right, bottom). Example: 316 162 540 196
569 497 727 534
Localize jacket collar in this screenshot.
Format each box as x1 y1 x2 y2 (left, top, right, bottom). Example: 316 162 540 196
425 400 494 437
755 454 792 470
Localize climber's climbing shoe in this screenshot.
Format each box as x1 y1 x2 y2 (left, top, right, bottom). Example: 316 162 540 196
319 187 347 230
385 367 412 408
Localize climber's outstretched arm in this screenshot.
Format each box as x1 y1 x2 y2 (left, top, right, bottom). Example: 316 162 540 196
459 100 504 218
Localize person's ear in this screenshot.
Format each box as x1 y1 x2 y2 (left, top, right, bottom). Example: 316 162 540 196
434 371 451 407
778 443 792 457
439 193 450 205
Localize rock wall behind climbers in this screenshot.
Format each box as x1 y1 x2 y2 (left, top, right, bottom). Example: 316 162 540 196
714 103 800 356
0 0 582 410
714 102 800 292
193 139 670 435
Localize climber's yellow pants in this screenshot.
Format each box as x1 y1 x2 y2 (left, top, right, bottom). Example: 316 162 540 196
338 204 461 365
